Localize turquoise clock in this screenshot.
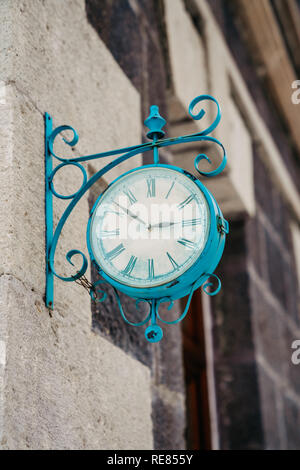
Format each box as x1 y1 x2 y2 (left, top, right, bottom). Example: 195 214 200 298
45 94 229 342
87 164 227 302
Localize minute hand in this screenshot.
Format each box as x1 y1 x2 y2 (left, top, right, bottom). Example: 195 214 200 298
114 202 147 226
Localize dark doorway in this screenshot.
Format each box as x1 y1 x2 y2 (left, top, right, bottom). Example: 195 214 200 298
183 290 212 449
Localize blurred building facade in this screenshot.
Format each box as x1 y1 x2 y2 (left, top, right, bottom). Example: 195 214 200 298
0 0 300 450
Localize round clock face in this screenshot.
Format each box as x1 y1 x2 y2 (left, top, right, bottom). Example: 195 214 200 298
88 166 210 288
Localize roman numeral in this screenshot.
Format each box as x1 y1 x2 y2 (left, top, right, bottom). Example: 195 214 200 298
166 252 179 270
177 238 196 249
148 259 155 279
106 243 125 261
165 182 175 199
177 194 196 210
182 218 201 227
99 229 120 238
123 189 137 205
146 178 156 198
122 255 137 276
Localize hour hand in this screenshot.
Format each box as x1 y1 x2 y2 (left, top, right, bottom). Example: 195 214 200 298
150 221 177 229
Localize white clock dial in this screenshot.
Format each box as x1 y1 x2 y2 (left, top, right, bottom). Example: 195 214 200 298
89 166 210 288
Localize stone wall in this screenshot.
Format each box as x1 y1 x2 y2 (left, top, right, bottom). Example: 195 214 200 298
0 0 152 450
84 0 300 450
248 150 300 450
208 0 300 449
85 0 168 122
210 149 300 450
1 0 300 450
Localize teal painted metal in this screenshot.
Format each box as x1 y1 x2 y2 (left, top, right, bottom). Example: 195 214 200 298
144 105 166 140
45 113 54 308
44 94 229 342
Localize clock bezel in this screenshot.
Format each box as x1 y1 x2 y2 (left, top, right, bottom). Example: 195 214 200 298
86 164 226 301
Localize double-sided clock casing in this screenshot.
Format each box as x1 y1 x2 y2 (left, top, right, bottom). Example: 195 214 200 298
87 164 228 301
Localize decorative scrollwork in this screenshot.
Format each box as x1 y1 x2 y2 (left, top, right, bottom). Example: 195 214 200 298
47 121 153 164
88 278 152 325
49 249 88 282
189 95 226 177
156 95 227 178
202 273 221 296
194 137 227 178
112 288 152 327
49 161 88 200
188 94 221 136
155 282 197 325
48 125 79 162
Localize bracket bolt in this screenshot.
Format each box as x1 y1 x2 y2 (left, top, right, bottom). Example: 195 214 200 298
145 324 163 343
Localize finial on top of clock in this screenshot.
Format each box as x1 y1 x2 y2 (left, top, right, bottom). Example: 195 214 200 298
144 105 166 140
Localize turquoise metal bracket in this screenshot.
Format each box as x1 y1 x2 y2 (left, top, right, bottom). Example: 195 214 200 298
44 94 229 342
45 113 54 308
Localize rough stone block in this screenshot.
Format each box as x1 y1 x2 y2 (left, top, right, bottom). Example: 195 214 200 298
0 275 153 449
0 0 142 184
253 150 274 215
156 300 185 394
212 220 255 360
250 284 286 377
256 365 283 449
283 395 300 450
0 86 46 295
86 0 168 124
225 98 255 215
164 0 208 117
290 220 300 291
265 231 288 309
214 362 264 449
86 0 143 94
246 215 266 279
152 386 186 450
